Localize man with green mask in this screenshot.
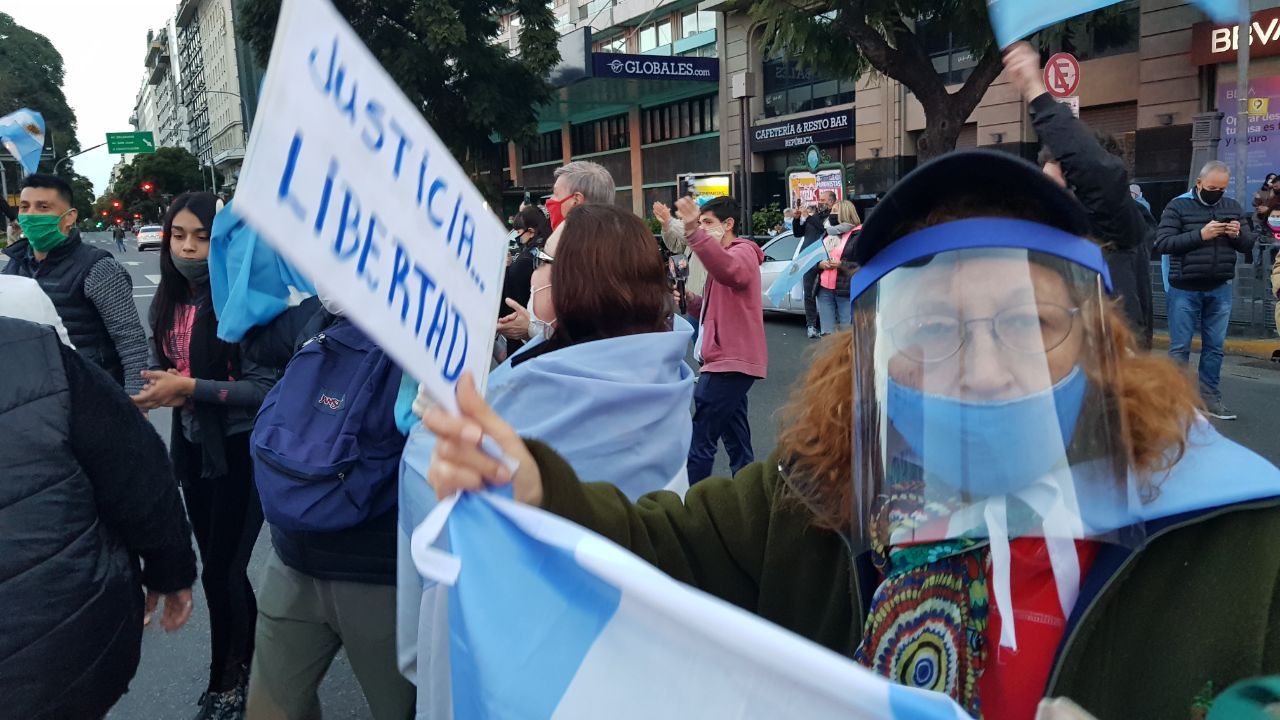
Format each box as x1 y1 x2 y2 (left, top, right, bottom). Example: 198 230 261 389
3 174 148 394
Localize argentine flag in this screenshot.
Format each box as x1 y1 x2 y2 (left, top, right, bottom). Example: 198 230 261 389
766 239 829 309
987 0 1241 48
411 492 972 720
0 109 46 175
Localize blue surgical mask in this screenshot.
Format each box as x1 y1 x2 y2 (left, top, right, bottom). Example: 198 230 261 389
1268 218 1280 230
886 365 1088 497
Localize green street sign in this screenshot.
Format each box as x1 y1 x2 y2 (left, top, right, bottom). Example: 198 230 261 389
106 131 156 154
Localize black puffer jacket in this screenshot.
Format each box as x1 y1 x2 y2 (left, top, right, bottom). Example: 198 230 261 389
1156 192 1253 290
0 319 195 720
3 231 123 382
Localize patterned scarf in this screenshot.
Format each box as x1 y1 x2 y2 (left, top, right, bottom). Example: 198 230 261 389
853 475 992 717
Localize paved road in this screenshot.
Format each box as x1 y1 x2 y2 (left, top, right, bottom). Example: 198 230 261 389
75 228 1277 718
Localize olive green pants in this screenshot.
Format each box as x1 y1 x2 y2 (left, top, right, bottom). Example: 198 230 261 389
246 551 414 720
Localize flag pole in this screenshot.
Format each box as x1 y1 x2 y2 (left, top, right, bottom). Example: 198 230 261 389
1234 0 1249 208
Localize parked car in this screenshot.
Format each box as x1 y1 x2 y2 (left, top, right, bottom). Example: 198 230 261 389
758 231 806 316
135 225 164 251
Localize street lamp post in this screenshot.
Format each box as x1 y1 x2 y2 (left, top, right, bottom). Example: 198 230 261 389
53 141 108 174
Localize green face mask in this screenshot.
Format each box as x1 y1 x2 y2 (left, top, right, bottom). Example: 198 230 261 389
18 212 70 253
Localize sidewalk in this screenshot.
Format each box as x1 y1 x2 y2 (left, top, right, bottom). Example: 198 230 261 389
1151 331 1280 360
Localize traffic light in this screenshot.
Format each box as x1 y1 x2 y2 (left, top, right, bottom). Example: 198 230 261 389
141 182 154 193
101 210 108 217
114 217 123 224
133 213 141 219
111 200 121 209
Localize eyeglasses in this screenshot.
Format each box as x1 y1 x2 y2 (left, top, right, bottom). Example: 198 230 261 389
889 302 1080 363
532 248 555 269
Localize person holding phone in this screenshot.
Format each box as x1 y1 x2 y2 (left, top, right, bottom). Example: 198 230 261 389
1155 160 1257 420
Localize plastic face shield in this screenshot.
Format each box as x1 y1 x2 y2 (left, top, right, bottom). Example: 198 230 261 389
847 219 1143 648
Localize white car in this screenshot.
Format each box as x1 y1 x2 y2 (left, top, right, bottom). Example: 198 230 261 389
135 225 164 251
758 231 807 316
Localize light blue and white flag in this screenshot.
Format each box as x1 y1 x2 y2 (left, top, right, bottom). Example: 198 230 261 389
0 108 45 175
766 239 828 308
987 0 1241 48
208 200 316 342
410 491 972 720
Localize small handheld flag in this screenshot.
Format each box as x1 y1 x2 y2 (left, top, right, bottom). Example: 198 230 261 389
0 109 46 175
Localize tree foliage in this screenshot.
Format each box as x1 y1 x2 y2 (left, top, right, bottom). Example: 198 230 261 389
99 147 207 223
235 0 561 162
749 0 1002 160
750 1 1137 161
0 12 83 179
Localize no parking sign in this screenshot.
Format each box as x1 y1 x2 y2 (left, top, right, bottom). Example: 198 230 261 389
1044 53 1081 98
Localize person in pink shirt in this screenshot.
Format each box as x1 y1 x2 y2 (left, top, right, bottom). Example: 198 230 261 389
674 195 767 484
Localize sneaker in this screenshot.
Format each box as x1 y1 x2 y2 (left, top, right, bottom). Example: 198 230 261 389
806 326 820 339
192 685 245 720
1204 400 1237 421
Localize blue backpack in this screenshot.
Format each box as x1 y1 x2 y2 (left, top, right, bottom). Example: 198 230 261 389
252 318 406 532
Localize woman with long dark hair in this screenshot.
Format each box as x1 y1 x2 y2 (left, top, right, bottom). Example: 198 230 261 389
132 192 272 720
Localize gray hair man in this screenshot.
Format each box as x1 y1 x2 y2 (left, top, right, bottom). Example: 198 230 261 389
1155 160 1258 420
497 160 617 343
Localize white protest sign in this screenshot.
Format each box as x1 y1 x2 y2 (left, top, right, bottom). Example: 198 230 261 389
235 0 507 413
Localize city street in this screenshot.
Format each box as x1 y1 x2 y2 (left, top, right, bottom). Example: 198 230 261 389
67 230 1280 717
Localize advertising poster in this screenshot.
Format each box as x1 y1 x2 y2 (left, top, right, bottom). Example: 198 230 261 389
787 168 844 209
679 174 732 207
1217 75 1280 198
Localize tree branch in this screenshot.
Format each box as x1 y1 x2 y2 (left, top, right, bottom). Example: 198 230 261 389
951 43 1004 119
831 5 946 107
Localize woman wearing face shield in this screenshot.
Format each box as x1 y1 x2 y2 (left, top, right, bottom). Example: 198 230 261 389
397 204 696 717
423 150 1280 719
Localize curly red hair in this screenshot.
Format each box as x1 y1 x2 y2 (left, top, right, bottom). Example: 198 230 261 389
776 196 1203 532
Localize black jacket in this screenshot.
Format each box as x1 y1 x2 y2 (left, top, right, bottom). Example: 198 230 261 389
502 243 539 313
792 210 831 250
1156 193 1252 290
0 319 195 720
266 307 400 585
3 231 123 383
1029 93 1152 340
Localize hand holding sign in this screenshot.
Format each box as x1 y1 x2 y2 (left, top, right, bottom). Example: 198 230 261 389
234 0 508 415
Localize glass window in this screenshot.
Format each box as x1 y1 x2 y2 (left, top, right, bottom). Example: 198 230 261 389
1041 0 1138 61
763 234 800 262
642 96 718 144
681 10 715 38
522 130 562 165
681 10 699 38
761 56 853 118
657 20 672 47
571 114 629 155
639 25 657 51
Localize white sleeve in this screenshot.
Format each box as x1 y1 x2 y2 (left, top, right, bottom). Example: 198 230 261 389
0 276 75 349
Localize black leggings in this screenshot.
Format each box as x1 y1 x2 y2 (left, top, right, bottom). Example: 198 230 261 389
181 431 263 693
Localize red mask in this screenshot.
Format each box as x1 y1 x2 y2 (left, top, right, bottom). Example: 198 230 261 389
546 196 566 229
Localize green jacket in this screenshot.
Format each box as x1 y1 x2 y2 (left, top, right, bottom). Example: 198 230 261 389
529 442 1280 720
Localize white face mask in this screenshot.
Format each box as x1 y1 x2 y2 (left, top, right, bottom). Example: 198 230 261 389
527 284 555 339
704 224 726 241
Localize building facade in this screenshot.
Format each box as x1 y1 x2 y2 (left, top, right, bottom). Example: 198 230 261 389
495 0 726 216
175 0 249 188
716 0 1279 221
144 24 189 151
